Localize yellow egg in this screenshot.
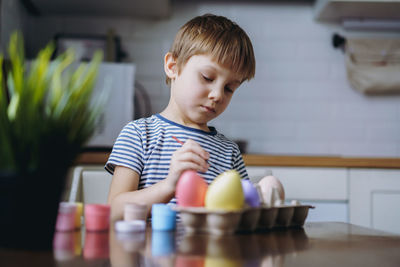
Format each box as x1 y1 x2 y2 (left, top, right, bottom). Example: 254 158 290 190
205 170 244 211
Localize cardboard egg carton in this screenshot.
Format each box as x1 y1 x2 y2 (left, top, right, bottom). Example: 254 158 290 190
173 204 314 235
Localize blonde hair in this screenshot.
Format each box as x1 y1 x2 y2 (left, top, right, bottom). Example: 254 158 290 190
166 14 255 85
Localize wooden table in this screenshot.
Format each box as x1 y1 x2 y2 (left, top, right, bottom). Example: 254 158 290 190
1 222 400 267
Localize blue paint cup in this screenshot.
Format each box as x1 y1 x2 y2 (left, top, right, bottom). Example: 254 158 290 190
151 204 176 231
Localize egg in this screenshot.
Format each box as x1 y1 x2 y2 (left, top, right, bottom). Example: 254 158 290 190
241 179 260 207
205 170 244 211
176 170 208 207
258 175 285 207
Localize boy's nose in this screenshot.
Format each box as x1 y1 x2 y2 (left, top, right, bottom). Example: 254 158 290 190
208 85 223 102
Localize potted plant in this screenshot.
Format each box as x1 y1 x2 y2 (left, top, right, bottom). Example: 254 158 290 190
0 32 106 250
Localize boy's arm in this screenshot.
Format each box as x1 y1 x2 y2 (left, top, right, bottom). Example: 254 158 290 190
107 166 175 222
107 139 210 222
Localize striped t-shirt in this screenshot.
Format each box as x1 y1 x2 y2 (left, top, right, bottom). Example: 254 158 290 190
105 114 248 204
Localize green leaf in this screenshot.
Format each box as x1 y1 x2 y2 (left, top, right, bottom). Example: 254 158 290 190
0 56 5 108
8 32 24 95
6 74 19 121
0 56 16 170
27 42 54 107
0 30 105 173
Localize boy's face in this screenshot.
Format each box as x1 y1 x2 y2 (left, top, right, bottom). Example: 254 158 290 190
166 54 242 130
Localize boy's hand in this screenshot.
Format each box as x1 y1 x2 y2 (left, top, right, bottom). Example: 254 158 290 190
166 139 209 188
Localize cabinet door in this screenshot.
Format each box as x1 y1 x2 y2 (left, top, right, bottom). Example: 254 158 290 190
67 165 112 204
81 169 112 204
246 166 273 184
266 167 348 201
349 169 400 235
246 166 349 223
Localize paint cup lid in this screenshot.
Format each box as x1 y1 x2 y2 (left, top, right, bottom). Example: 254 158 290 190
58 202 77 214
85 204 110 215
115 220 146 233
152 204 176 216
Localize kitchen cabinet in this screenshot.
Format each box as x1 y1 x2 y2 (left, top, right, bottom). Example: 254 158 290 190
314 0 400 22
349 169 400 235
64 165 112 204
247 166 349 223
248 165 400 235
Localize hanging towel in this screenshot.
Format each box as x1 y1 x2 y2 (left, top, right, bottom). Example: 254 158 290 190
345 38 400 94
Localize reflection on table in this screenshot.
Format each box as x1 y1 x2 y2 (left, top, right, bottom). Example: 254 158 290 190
3 222 400 267
53 224 309 267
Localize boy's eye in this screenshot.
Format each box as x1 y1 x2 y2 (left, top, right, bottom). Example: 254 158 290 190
225 86 233 93
202 75 213 82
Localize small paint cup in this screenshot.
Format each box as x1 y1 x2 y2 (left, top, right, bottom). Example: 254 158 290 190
84 204 110 231
151 204 176 231
74 202 83 229
124 202 148 221
115 220 146 233
55 202 77 232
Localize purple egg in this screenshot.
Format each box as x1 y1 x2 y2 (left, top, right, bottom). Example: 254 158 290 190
241 180 260 207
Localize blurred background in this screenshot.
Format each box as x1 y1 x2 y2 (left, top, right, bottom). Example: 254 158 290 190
2 0 400 234
2 0 400 157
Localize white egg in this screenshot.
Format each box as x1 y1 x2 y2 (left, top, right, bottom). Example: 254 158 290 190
258 175 285 207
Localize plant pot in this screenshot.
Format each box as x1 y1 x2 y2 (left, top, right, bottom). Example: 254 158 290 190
0 169 67 250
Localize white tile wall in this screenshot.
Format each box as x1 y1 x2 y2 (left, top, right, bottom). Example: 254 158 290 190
23 1 400 157
0 0 30 53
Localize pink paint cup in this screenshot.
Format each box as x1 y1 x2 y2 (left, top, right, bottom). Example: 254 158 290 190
55 202 77 232
84 204 110 232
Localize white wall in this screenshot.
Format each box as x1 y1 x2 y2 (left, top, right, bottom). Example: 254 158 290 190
23 1 400 157
0 0 30 54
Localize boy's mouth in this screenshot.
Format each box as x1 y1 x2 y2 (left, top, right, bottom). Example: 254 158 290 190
201 105 216 113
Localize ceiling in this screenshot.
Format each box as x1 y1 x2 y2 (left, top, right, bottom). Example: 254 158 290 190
24 0 171 18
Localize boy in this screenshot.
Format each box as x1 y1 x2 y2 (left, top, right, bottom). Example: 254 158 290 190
106 14 255 221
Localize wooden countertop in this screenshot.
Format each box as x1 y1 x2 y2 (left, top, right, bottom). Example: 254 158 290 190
242 154 400 168
2 222 400 267
76 151 400 169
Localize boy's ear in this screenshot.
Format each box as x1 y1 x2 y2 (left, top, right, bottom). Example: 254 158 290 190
164 52 177 80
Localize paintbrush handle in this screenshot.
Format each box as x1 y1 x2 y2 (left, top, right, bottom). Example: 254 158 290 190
172 135 184 145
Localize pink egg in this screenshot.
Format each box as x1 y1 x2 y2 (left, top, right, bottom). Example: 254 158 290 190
241 179 260 207
176 170 208 207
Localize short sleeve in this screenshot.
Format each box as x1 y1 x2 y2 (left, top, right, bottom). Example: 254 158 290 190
233 145 249 180
105 122 145 175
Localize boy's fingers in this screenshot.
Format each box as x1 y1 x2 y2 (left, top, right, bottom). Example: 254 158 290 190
178 162 208 173
176 151 209 171
182 139 210 160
